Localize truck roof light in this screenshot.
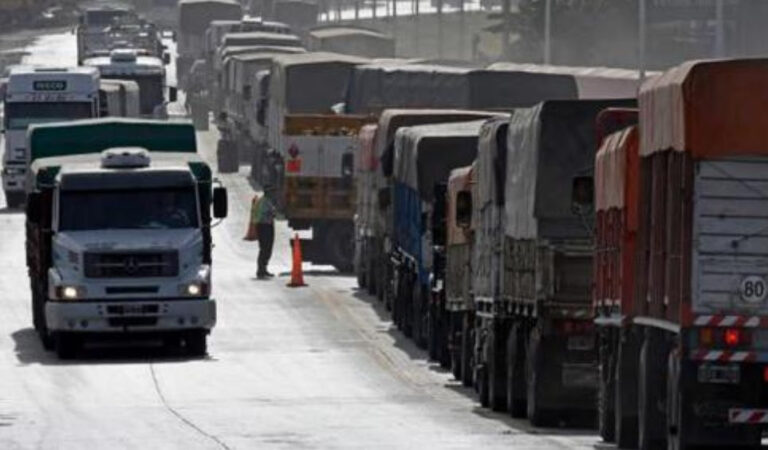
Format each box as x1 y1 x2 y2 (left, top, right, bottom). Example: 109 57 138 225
101 147 151 169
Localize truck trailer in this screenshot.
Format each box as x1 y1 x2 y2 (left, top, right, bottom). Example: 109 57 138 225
25 118 228 359
595 58 768 450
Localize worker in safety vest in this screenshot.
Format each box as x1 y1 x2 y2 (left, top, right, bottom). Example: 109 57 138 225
254 186 278 279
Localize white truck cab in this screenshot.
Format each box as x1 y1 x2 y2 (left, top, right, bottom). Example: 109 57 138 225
2 66 100 208
84 49 173 118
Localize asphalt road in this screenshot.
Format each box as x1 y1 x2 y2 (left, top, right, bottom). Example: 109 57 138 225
0 30 601 450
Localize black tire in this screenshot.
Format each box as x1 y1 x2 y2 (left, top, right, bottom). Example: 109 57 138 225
450 311 463 380
616 329 639 449
427 299 439 361
186 330 208 357
325 222 355 273
217 139 238 173
506 324 527 418
462 315 474 387
638 330 667 450
5 191 25 209
477 363 490 408
366 252 377 296
598 329 616 443
412 286 427 349
55 332 80 360
527 328 556 427
487 322 507 412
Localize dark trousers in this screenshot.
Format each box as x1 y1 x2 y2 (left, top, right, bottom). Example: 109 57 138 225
257 223 275 274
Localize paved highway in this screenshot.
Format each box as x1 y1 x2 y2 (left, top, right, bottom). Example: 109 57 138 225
0 30 600 449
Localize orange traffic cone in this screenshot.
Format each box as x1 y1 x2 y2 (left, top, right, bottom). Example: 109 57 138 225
287 233 306 287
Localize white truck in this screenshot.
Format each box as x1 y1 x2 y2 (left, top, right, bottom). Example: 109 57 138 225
1 66 100 208
26 118 227 359
84 49 176 118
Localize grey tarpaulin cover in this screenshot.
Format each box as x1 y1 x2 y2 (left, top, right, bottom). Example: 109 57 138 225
270 52 369 113
393 120 487 201
377 109 502 177
504 99 635 239
179 0 242 34
345 63 472 115
468 68 578 110
220 32 302 48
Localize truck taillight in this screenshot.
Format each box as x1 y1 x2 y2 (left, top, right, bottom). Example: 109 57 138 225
763 367 768 383
286 159 301 173
698 328 751 347
555 319 593 334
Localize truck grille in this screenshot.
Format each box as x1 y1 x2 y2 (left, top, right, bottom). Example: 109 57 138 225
84 251 178 278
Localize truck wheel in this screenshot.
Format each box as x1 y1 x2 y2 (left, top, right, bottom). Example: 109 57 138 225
638 330 667 450
325 222 354 273
427 299 439 361
366 255 377 296
598 329 616 442
487 322 507 412
527 328 556 427
185 330 208 357
412 286 427 349
55 333 80 360
461 314 474 387
216 139 238 173
450 311 463 380
477 363 490 408
506 324 527 418
616 329 639 448
4 191 25 209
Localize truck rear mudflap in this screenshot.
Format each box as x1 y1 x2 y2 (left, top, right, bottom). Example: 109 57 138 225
45 299 216 332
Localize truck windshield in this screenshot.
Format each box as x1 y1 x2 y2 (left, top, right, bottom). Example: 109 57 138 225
6 102 93 130
59 188 199 231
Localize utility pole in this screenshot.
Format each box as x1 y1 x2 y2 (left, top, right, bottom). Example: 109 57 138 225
715 0 725 57
639 0 646 80
543 0 551 64
501 0 510 61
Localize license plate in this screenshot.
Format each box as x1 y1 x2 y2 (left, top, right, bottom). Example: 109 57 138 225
567 335 595 351
562 363 598 388
698 363 740 385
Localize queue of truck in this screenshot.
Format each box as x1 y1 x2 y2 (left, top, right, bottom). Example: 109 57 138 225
180 5 768 446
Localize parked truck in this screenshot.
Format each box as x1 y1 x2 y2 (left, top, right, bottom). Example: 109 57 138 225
264 52 371 271
25 118 228 359
2 66 100 208
84 49 175 118
177 0 242 90
595 58 768 450
390 120 486 347
469 99 633 425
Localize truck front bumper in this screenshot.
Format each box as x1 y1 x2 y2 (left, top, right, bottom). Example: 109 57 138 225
45 299 216 333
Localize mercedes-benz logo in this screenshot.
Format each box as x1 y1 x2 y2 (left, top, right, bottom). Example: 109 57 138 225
124 257 139 274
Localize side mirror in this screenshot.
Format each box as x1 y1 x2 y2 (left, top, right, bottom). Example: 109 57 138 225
171 31 177 43
26 192 42 223
456 190 472 228
163 53 171 65
243 85 252 101
571 176 594 211
341 152 354 179
213 186 228 219
168 86 178 103
377 188 391 210
420 212 428 235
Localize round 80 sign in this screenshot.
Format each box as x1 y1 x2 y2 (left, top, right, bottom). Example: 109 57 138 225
740 275 767 304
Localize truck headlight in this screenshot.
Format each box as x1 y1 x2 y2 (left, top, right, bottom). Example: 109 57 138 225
55 285 86 300
180 282 208 297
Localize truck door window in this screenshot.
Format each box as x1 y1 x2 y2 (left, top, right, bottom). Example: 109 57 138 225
5 102 93 129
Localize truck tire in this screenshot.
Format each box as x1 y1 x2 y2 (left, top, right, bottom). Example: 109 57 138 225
598 329 616 443
186 330 208 357
217 139 238 173
616 329 639 449
427 299 439 361
412 286 427 349
5 191 25 209
461 314 474 387
487 322 507 412
527 328 556 427
324 221 354 273
366 252 377 296
638 329 667 450
506 324 527 418
450 311 463 380
55 332 80 360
